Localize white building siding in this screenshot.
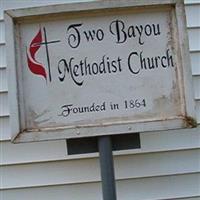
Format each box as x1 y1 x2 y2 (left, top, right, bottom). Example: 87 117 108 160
1 174 200 200
0 0 200 199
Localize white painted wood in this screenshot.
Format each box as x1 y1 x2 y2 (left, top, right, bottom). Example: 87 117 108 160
185 0 200 4
0 116 10 141
1 149 199 189
0 44 6 67
196 100 200 123
0 1 199 19
0 92 9 116
0 139 67 165
0 0 2 20
0 0 195 21
175 1 196 120
193 76 200 100
0 126 199 165
0 0 197 21
4 0 181 19
175 196 200 200
0 68 7 92
116 174 200 200
0 0 95 20
1 174 199 200
0 64 6 69
0 20 5 44
188 29 200 51
190 52 200 76
4 13 20 141
185 5 200 27
138 126 200 151
1 182 102 200
176 198 200 200
13 118 186 143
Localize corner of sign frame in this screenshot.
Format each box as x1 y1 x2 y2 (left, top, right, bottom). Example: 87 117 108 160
183 116 198 128
11 133 20 144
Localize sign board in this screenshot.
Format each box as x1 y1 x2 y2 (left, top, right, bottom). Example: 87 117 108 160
5 0 196 143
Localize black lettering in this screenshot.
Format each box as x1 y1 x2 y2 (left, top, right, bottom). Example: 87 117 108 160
153 24 161 36
110 20 127 43
96 29 104 41
69 58 83 86
128 26 136 38
128 52 140 74
59 104 72 117
111 60 117 73
99 55 106 74
161 56 167 68
73 64 79 77
166 49 174 67
67 23 82 48
145 24 152 36
117 57 122 72
73 107 79 113
84 30 96 41
148 57 156 69
155 56 160 68
92 63 98 74
84 57 92 75
136 25 144 45
80 60 84 76
58 59 69 81
106 57 111 73
96 105 100 111
140 52 147 69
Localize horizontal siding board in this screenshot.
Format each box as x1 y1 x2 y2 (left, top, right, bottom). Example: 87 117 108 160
1 149 200 189
1 126 200 165
185 5 200 27
196 100 200 123
0 0 199 19
0 68 7 92
188 28 200 51
1 174 200 200
0 92 9 116
138 126 200 152
116 174 200 200
185 0 200 5
0 0 199 20
0 21 5 44
0 44 6 67
0 116 10 141
0 65 6 69
0 0 2 20
193 76 200 100
190 52 200 75
115 149 200 180
0 0 95 20
173 198 200 200
0 140 67 165
1 182 102 200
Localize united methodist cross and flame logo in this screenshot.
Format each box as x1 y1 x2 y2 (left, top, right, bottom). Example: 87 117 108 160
26 27 60 82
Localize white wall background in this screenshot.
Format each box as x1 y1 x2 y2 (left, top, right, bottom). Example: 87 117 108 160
0 0 200 199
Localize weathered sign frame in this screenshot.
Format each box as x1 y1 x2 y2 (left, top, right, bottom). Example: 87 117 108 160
5 0 196 143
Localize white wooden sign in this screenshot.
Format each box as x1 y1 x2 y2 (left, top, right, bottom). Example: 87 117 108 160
5 0 196 143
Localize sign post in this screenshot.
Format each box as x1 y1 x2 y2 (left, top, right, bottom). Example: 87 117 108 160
98 136 117 200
